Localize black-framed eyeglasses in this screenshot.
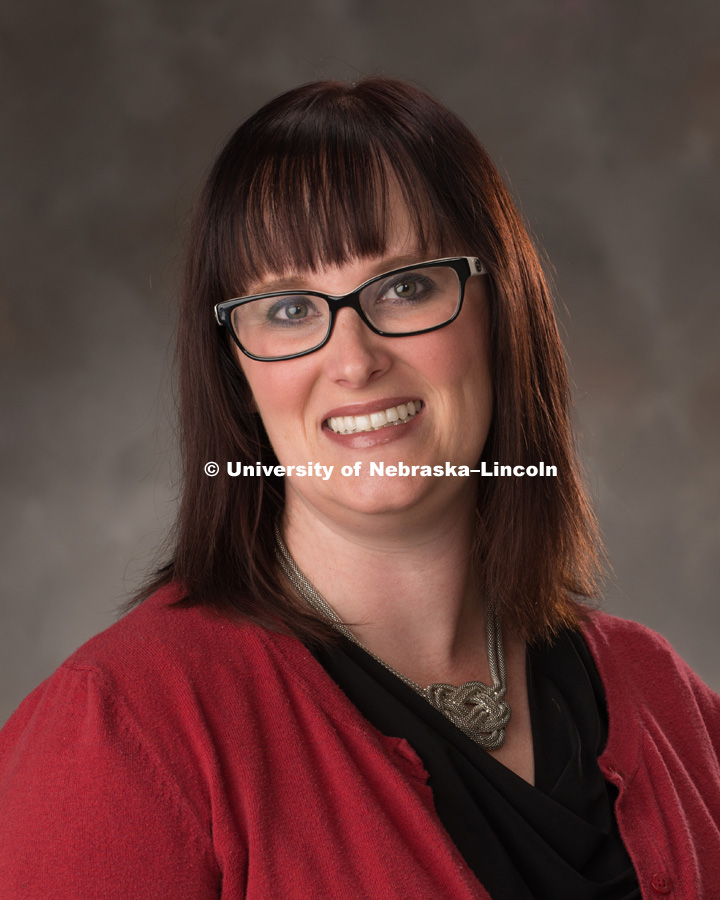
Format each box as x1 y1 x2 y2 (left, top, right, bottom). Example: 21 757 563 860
214 256 486 362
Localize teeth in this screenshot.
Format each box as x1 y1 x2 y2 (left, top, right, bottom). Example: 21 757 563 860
327 401 423 435
354 414 371 431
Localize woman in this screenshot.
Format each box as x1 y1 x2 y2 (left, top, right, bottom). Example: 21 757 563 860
1 77 718 899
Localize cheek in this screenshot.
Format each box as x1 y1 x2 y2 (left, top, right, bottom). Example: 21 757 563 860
456 293 492 400
238 354 314 445
423 310 491 396
429 306 494 442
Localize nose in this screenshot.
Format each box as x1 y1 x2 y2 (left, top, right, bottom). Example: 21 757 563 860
320 307 392 387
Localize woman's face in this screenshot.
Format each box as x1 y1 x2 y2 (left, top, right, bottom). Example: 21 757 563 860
235 205 493 530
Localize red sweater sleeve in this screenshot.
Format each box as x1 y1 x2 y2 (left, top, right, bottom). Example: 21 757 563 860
0 663 220 899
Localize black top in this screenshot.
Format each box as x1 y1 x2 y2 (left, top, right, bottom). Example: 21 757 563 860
309 628 641 900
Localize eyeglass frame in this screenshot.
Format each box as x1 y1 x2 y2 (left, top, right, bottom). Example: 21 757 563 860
214 255 487 362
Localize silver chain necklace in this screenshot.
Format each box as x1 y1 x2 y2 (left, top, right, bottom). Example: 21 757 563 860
275 529 511 749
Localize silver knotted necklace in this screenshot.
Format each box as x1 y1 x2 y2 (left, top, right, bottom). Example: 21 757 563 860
275 529 511 750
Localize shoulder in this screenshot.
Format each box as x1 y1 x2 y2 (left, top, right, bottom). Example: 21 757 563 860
582 609 720 738
63 583 300 693
582 609 709 692
581 610 706 684
67 583 254 670
1 584 316 762
582 609 679 665
0 585 323 830
0 586 230 894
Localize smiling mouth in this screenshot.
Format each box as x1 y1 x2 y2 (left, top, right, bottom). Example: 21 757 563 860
325 401 424 435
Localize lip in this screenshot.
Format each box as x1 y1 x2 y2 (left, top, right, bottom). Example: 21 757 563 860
321 396 423 424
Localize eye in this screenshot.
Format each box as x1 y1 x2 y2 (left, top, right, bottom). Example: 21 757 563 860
391 279 418 299
282 302 308 319
379 274 433 303
266 295 319 324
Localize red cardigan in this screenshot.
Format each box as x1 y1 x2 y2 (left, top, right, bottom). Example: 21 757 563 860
1 585 719 899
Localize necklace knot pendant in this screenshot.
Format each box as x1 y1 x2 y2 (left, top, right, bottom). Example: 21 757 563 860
424 681 511 750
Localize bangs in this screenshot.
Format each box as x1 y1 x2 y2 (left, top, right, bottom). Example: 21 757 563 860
238 149 452 286
209 85 469 297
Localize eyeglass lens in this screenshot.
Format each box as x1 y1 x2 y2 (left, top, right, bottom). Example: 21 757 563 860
230 265 462 359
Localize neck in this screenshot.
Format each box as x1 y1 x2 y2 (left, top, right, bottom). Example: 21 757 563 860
281 493 489 686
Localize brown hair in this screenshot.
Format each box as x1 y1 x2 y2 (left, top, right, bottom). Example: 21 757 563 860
134 76 600 644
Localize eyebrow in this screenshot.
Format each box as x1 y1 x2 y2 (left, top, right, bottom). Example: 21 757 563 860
247 251 431 296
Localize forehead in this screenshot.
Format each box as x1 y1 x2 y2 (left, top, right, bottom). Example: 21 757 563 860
231 155 464 300
248 252 437 296
245 195 436 295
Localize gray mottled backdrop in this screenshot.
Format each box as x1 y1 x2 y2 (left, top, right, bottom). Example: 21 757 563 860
2 0 719 725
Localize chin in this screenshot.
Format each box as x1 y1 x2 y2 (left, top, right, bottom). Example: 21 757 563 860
325 477 441 521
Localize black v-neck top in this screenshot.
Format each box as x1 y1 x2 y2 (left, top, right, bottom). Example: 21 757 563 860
309 628 641 900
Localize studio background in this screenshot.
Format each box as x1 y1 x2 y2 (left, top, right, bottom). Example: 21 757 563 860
2 0 719 726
